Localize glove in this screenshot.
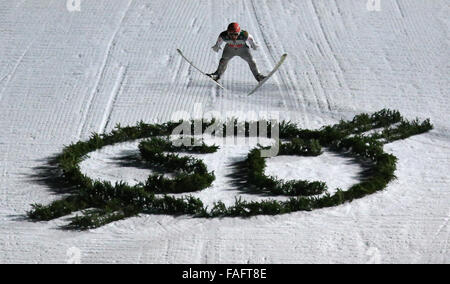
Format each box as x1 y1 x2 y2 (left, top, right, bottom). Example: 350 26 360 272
212 45 221 53
251 43 259 50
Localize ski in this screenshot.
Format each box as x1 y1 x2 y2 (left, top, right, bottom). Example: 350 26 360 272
247 53 288 96
176 48 225 89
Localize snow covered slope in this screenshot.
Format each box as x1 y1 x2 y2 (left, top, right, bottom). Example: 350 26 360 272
0 0 448 263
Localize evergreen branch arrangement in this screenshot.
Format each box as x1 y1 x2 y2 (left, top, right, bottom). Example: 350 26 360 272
28 109 432 229
139 137 217 194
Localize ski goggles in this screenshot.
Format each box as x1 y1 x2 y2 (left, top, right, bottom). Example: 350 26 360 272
228 32 239 37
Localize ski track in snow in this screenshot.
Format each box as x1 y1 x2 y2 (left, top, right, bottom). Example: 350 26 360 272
99 65 128 134
0 41 34 103
77 0 134 139
0 0 449 263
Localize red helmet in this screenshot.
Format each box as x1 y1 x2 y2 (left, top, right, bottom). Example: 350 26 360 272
227 22 241 34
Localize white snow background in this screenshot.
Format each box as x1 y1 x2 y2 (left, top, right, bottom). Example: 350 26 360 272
0 0 448 263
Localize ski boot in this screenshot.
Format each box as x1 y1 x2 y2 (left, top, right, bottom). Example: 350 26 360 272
206 72 221 82
256 74 266 82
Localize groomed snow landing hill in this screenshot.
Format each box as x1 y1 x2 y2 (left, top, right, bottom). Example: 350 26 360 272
0 0 449 263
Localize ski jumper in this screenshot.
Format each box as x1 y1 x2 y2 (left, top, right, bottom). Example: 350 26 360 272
211 30 263 81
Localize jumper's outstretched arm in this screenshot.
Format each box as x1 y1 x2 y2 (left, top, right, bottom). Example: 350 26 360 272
212 36 223 52
247 33 259 50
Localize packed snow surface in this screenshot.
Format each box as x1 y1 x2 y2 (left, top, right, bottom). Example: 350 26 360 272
0 0 448 263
